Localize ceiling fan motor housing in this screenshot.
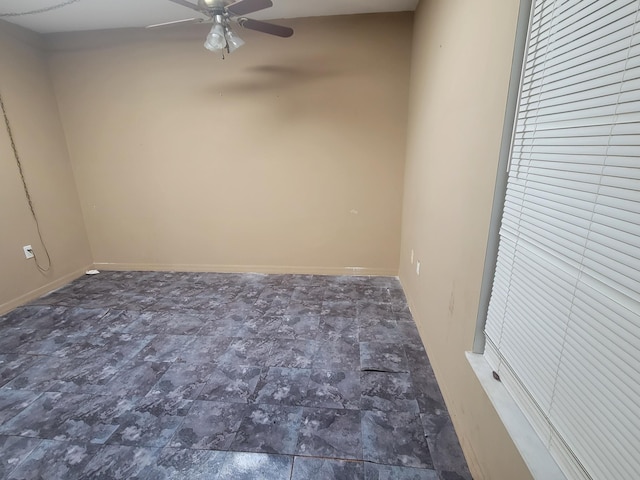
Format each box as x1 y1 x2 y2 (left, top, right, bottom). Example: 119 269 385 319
198 0 228 9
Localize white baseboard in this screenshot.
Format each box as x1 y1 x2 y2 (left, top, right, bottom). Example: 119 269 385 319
0 263 398 317
92 262 398 277
0 264 93 316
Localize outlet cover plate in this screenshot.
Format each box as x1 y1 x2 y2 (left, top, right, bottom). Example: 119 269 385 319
23 245 34 259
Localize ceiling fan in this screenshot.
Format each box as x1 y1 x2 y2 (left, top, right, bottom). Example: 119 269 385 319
147 0 294 55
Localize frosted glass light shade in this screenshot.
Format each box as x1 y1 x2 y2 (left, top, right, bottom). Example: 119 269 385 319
225 26 245 53
204 23 226 51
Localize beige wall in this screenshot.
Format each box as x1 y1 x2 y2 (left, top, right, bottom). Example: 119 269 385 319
1 4 535 474
0 22 92 314
46 13 412 276
399 1 532 479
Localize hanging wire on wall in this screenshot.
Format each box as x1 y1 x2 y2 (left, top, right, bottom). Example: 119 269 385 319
0 0 82 17
0 90 52 273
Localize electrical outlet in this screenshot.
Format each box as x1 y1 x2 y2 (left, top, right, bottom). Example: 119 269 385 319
23 245 34 259
410 249 414 264
416 261 421 276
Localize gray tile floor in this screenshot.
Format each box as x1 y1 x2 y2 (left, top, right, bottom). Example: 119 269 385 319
0 271 472 479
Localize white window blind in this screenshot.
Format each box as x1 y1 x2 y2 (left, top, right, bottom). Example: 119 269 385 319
484 0 640 479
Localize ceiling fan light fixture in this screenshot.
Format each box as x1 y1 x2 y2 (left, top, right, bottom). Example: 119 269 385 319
224 25 245 53
158 0 293 55
204 22 226 51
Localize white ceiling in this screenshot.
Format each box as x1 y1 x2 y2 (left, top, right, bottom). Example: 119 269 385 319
0 0 419 34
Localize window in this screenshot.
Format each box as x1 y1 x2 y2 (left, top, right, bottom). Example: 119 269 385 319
483 1 640 479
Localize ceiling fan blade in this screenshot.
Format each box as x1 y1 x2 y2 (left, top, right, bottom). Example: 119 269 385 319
167 0 204 13
146 18 205 29
238 18 293 38
227 0 273 16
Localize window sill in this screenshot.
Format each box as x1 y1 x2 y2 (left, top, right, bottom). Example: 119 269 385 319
466 352 566 480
